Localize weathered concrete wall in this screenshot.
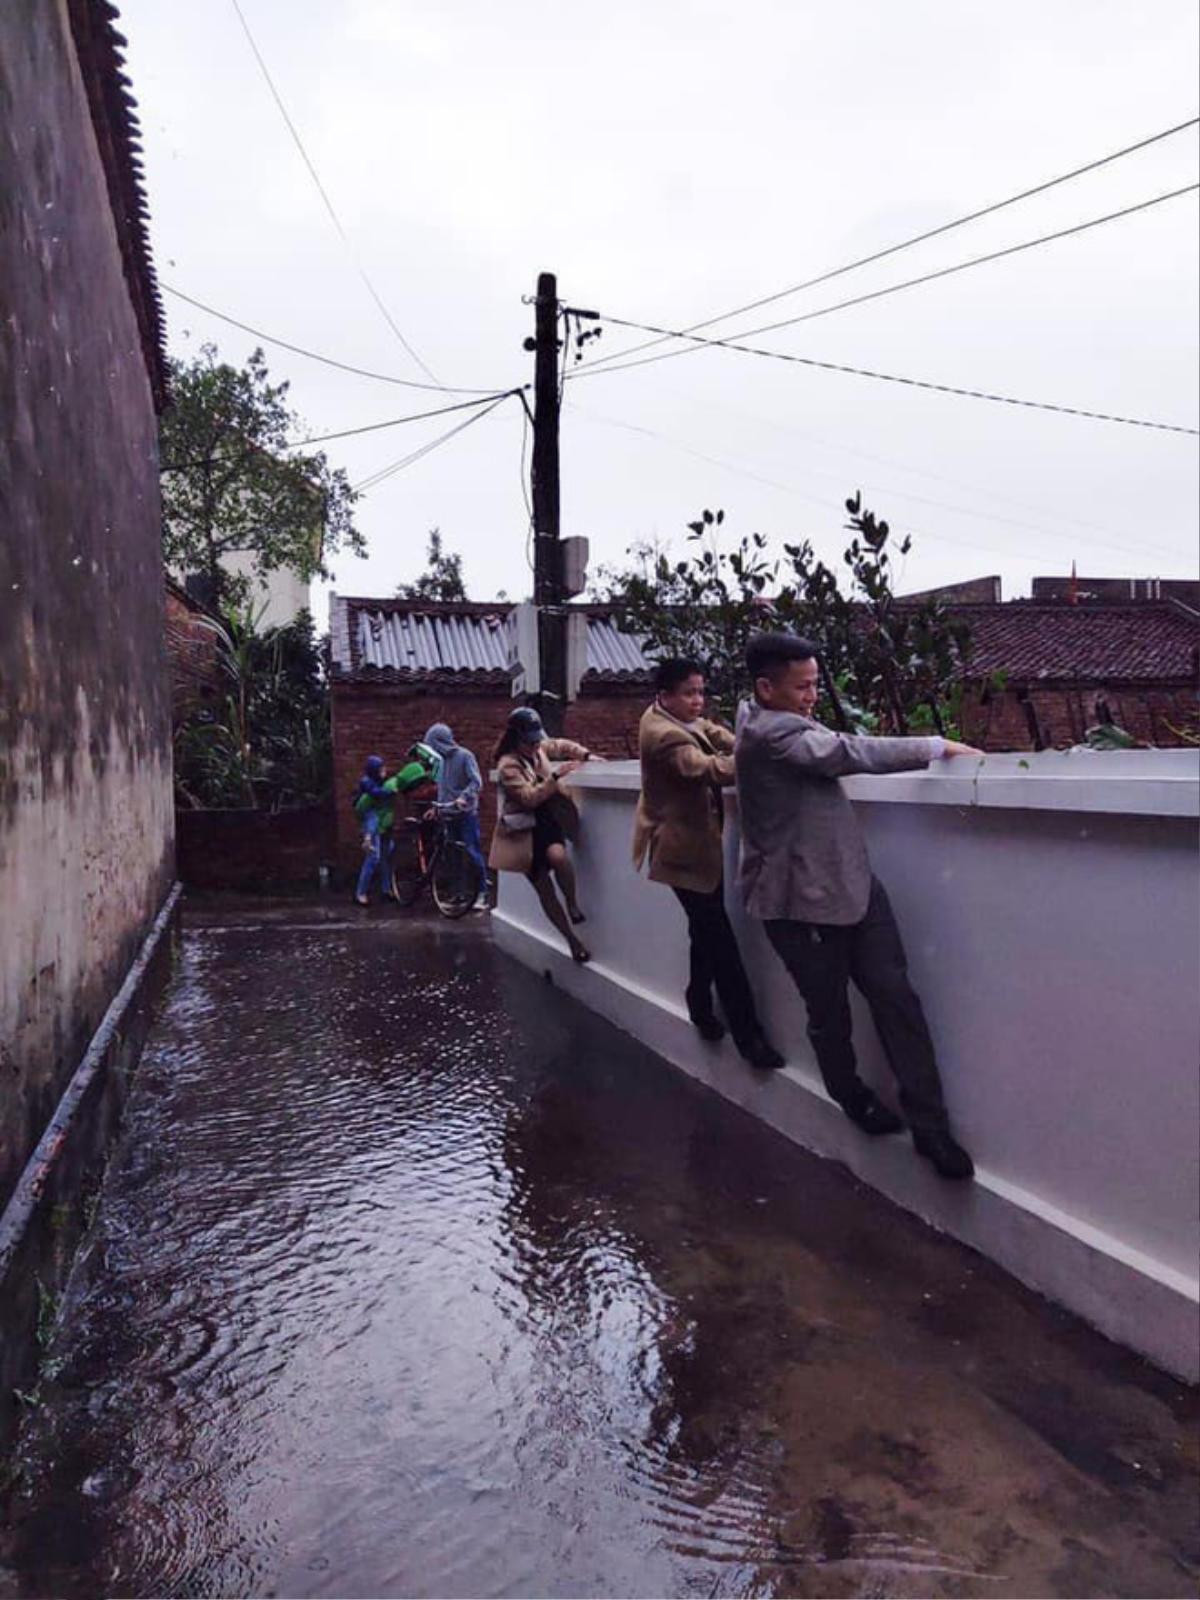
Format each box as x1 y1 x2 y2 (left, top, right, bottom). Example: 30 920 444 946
0 0 174 1213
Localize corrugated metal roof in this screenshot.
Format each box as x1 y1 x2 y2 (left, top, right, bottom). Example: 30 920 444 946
587 617 651 677
356 608 510 674
334 598 653 681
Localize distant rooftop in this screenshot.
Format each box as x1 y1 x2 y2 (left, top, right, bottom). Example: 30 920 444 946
952 601 1200 683
329 597 652 685
329 592 1200 690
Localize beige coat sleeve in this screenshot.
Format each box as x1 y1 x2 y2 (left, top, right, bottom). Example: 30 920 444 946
660 727 735 787
497 753 559 810
544 737 589 762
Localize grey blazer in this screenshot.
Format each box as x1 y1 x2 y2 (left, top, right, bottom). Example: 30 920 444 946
734 700 944 925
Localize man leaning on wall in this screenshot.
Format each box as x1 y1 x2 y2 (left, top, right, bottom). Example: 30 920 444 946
734 632 981 1180
633 657 783 1073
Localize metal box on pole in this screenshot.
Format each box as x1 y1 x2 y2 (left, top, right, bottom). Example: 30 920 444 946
560 536 590 600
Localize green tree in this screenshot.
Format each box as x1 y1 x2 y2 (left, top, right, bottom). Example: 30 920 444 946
160 344 363 611
597 497 971 734
174 604 332 810
396 528 467 601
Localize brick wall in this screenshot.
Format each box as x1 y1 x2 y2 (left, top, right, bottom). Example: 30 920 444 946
563 684 649 760
332 682 512 870
331 680 655 872
963 684 1199 751
165 586 221 727
176 805 334 891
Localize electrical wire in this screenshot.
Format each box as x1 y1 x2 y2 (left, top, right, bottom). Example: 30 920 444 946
161 283 508 395
577 116 1200 373
518 394 536 572
571 311 1199 436
352 392 512 493
229 0 438 382
161 393 520 471
567 402 1191 570
568 401 1187 561
570 183 1200 389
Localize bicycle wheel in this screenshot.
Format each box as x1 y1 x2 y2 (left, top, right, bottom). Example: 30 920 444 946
431 841 483 919
390 827 427 908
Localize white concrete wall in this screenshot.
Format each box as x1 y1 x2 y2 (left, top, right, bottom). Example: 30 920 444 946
492 749 1200 1379
217 553 311 630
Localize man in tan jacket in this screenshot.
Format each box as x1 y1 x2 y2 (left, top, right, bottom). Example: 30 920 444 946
633 659 783 1072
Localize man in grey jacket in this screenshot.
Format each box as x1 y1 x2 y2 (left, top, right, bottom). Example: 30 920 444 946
735 633 980 1180
423 722 488 896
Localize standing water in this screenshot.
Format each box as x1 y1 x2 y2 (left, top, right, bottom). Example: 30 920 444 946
2 906 1196 1598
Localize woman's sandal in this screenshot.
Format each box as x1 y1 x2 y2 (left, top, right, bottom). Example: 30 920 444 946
570 942 592 964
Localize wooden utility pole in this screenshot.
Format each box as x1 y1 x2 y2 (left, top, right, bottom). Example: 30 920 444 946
529 270 565 730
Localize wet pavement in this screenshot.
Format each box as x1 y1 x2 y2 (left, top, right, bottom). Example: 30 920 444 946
2 899 1197 1599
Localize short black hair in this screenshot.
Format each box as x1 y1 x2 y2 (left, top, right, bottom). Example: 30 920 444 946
654 657 704 694
745 632 819 684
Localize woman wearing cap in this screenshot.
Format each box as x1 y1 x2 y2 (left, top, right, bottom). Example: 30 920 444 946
489 708 597 962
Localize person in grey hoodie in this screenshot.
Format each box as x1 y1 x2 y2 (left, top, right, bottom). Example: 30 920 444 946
734 633 980 1180
423 723 488 895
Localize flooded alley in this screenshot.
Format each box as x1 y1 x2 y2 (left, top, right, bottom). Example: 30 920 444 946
2 903 1197 1599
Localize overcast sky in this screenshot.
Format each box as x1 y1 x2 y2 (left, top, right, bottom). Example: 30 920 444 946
121 0 1199 621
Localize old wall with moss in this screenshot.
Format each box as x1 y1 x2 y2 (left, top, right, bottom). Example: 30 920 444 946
0 0 174 1211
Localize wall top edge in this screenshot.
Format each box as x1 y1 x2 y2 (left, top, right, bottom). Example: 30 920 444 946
562 749 1200 819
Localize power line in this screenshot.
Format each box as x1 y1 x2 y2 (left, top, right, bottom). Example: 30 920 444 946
161 393 514 471
229 0 438 383
352 393 512 494
571 311 1200 436
583 402 1189 558
161 283 506 395
578 116 1200 373
572 183 1200 391
640 374 1157 550
567 402 1187 567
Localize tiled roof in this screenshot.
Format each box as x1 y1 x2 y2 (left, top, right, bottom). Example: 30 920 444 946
953 602 1200 682
329 596 1199 689
67 0 168 410
329 597 653 683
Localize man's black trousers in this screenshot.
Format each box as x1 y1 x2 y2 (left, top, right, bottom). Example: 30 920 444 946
765 876 949 1134
672 880 760 1048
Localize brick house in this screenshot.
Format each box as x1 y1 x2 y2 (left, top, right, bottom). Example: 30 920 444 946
956 600 1200 750
329 597 652 871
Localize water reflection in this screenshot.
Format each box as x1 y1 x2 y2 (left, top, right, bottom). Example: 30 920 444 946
4 914 1197 1600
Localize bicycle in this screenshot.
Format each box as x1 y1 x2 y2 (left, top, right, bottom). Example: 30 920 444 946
392 811 487 920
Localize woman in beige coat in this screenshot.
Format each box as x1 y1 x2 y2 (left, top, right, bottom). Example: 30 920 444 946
488 706 596 962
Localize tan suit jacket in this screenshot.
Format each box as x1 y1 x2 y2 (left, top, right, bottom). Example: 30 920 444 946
632 703 735 894
488 738 589 874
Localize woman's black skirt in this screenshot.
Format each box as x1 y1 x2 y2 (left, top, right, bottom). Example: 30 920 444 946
529 807 566 878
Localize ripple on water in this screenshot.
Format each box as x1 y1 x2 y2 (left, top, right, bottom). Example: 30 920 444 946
7 922 1023 1598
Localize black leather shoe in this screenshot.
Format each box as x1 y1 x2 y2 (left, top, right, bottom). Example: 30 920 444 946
689 1013 727 1044
740 1034 785 1072
913 1129 975 1180
840 1089 904 1136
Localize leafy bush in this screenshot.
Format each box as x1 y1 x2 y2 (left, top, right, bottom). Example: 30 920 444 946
596 496 972 733
174 605 331 811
